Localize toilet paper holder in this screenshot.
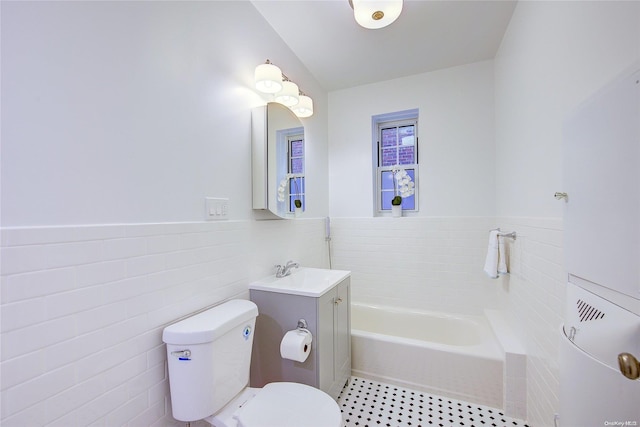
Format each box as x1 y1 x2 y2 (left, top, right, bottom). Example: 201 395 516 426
297 319 308 330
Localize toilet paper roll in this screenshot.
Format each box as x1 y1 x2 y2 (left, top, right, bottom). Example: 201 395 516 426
280 328 312 362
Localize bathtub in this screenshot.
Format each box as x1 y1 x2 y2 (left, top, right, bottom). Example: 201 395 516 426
351 302 504 409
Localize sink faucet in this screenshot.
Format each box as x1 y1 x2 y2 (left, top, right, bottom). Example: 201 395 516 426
275 260 299 278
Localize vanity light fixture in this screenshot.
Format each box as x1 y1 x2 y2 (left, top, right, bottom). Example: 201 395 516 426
292 94 313 118
274 79 300 107
349 0 403 29
255 59 314 117
255 60 283 94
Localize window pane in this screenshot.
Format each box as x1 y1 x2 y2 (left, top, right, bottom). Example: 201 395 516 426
290 196 305 211
290 158 303 174
381 127 397 147
380 190 394 210
401 169 415 210
289 177 302 196
290 139 304 156
380 170 395 190
381 148 397 166
401 194 415 210
398 146 415 165
399 125 415 145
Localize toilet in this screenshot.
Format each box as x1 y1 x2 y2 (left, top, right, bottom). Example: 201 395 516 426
162 299 342 427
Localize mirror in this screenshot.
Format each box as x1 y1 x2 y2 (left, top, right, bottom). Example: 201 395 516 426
252 102 305 219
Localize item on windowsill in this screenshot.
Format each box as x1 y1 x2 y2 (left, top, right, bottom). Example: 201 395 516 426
277 173 302 212
390 167 415 217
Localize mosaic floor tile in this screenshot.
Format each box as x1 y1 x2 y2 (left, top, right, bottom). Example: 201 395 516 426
338 377 529 427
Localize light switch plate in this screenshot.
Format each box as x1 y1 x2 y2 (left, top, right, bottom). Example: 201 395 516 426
205 197 229 220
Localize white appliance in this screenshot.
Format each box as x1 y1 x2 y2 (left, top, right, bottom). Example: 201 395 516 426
560 283 640 427
561 63 640 426
162 299 341 427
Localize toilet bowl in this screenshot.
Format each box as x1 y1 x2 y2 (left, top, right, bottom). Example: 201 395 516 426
162 299 342 426
208 382 341 427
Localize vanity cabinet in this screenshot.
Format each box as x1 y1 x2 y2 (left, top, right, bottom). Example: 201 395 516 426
249 274 351 400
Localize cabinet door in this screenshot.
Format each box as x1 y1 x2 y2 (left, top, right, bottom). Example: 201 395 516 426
563 66 640 300
334 280 351 392
318 288 336 394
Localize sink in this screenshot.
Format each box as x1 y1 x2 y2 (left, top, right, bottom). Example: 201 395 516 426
249 267 351 297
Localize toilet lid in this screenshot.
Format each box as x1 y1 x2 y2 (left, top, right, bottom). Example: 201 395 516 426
233 382 341 427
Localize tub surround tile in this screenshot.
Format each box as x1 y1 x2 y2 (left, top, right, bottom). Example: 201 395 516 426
497 217 564 426
331 217 503 316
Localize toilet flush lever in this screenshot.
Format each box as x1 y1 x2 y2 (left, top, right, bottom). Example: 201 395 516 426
171 349 191 360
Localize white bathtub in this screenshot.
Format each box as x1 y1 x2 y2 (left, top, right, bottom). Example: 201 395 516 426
351 302 504 408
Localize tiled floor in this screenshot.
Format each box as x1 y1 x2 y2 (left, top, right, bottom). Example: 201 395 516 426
338 377 529 427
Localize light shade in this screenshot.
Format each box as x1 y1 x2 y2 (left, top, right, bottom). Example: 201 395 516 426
291 95 313 118
352 0 403 29
275 80 300 107
255 62 283 94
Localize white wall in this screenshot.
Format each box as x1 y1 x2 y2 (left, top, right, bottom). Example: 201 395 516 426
1 1 330 426
495 1 640 218
1 1 329 226
495 2 640 426
328 60 496 218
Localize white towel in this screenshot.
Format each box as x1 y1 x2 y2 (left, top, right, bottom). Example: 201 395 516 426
484 231 509 278
497 235 508 275
483 230 500 278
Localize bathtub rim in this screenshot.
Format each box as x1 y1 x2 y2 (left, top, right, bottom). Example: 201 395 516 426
350 301 504 361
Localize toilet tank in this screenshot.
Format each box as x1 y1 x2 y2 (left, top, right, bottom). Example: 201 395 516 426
162 299 259 422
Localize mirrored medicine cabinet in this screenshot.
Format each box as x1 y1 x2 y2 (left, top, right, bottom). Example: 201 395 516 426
252 102 305 219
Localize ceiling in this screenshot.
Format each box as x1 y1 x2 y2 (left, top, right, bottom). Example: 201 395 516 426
252 0 517 92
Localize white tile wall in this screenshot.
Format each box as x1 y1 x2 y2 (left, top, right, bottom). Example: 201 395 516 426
330 217 506 315
0 218 328 426
497 217 565 427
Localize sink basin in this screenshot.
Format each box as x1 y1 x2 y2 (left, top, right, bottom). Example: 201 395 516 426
249 267 351 297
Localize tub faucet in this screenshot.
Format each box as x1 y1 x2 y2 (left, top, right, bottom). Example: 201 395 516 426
275 260 299 278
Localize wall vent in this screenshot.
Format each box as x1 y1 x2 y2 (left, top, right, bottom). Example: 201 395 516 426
576 299 605 322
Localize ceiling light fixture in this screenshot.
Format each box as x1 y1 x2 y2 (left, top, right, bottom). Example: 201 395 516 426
255 59 313 118
349 0 403 29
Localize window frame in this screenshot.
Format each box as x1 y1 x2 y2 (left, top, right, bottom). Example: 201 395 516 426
372 109 419 215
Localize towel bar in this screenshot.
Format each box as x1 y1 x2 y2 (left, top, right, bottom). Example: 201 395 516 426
490 228 517 240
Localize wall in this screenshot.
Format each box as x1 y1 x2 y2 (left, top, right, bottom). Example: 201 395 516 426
1 1 329 426
494 2 640 426
1 1 328 225
328 60 496 218
327 61 499 315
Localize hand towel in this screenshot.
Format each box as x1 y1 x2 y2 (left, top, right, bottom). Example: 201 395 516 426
483 230 500 278
497 235 508 275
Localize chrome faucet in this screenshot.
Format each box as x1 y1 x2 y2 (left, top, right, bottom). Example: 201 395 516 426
275 260 299 278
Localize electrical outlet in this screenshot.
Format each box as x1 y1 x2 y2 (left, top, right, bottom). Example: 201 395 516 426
205 197 229 220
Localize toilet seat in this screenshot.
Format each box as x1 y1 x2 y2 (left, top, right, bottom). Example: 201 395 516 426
233 382 341 427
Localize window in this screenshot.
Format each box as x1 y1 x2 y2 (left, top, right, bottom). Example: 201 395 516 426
373 110 419 214
287 133 305 211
